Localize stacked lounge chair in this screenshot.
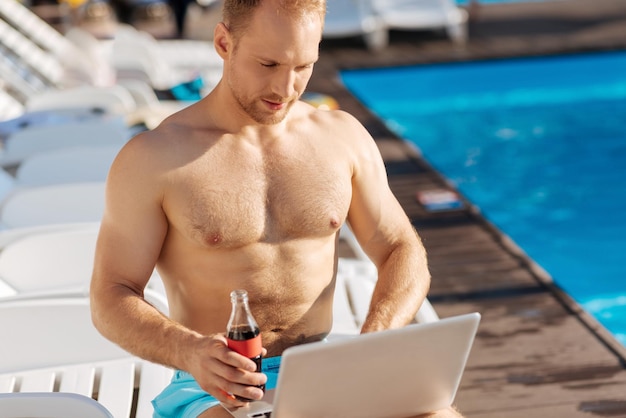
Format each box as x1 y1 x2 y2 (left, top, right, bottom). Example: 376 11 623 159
323 0 468 49
374 0 468 44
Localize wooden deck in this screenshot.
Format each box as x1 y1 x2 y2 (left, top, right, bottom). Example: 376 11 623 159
306 1 626 416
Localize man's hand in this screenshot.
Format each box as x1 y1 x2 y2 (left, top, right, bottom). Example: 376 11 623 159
188 333 268 406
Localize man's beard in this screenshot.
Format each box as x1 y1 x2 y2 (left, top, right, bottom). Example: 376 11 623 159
230 82 297 125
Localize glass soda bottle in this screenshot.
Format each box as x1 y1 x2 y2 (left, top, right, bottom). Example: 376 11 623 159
226 289 264 401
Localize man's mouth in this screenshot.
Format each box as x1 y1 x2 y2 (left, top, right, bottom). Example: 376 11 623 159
263 99 287 110
262 96 289 110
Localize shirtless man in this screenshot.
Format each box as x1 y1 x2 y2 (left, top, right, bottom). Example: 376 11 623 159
90 0 462 417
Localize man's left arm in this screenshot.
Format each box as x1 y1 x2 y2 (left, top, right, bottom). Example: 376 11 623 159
343 117 431 333
357 225 430 333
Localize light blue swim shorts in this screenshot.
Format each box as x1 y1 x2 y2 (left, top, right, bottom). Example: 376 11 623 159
152 356 281 418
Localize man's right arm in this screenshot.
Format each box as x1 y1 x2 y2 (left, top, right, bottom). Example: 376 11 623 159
89 132 265 406
90 131 189 366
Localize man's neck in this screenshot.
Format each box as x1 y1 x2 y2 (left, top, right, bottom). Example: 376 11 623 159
206 82 292 139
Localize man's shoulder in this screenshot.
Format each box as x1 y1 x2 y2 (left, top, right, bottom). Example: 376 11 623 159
299 102 360 129
116 121 188 170
132 109 201 148
124 126 171 154
308 107 371 145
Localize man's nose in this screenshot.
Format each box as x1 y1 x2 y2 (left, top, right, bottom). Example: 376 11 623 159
271 70 296 99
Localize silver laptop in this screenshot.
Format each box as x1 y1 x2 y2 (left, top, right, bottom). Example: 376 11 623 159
223 312 480 418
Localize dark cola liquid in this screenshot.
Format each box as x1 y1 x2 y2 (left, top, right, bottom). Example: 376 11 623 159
227 327 259 341
227 327 265 401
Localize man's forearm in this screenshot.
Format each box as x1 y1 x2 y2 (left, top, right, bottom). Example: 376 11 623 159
360 241 431 333
90 285 202 371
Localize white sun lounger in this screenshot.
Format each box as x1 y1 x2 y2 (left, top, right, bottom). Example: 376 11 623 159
373 0 469 44
0 106 123 141
0 0 218 71
0 0 112 87
0 88 23 122
0 222 165 303
0 182 106 228
0 168 15 206
323 0 388 50
0 224 102 300
0 222 97 251
0 225 100 297
0 392 114 418
339 224 440 324
0 297 172 418
15 145 121 187
0 0 72 54
0 6 195 126
0 0 116 87
108 24 222 93
0 18 64 87
25 85 138 114
0 121 129 168
0 54 42 104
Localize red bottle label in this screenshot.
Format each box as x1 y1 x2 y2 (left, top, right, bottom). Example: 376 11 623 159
227 334 262 358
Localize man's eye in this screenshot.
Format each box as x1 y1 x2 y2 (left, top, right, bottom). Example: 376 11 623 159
261 63 276 68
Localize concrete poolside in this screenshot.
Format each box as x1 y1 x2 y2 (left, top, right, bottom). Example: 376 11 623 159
44 0 626 416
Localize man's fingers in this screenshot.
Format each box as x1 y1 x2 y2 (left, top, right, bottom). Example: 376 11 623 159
221 349 260 372
216 359 267 387
220 381 265 402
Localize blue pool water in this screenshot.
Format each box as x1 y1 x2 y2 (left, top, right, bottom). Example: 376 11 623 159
341 51 626 346
456 0 557 4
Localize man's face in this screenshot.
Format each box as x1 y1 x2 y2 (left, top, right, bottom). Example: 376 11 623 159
225 4 322 125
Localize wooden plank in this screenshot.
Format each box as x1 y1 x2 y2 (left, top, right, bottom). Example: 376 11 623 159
436 296 626 416
461 401 626 418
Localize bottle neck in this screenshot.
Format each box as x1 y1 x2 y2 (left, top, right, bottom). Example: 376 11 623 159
230 289 249 304
227 289 259 331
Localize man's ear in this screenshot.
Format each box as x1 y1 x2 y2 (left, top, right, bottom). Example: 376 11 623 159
214 22 231 59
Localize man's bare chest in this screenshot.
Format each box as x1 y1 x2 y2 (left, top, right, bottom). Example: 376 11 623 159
166 156 353 248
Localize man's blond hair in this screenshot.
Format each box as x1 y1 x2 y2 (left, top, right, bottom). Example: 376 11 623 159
222 0 326 41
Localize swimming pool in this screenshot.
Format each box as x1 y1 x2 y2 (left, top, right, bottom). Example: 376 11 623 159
340 50 626 346
455 0 561 4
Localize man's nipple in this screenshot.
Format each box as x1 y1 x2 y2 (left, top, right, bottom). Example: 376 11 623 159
208 233 223 245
